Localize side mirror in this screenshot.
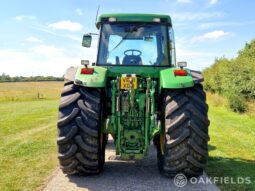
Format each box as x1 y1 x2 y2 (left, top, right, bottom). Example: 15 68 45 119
81 60 90 67
177 61 187 69
82 34 92 48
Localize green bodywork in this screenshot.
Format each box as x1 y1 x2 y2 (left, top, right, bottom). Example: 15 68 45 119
74 66 194 89
75 66 107 87
160 68 194 89
73 13 198 160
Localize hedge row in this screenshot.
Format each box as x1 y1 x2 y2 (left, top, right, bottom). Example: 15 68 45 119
203 39 255 112
0 73 64 82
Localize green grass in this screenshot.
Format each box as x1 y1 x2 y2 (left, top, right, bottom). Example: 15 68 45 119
206 93 255 191
0 82 254 191
0 82 63 191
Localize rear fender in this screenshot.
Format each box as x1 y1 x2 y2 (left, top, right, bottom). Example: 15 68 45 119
160 68 203 90
64 66 107 87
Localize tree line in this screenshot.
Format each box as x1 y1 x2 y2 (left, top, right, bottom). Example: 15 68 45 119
0 73 64 82
203 39 255 112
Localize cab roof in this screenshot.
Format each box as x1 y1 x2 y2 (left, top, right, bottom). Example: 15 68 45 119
96 13 172 29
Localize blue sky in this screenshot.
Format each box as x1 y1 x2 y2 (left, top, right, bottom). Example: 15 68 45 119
0 0 255 76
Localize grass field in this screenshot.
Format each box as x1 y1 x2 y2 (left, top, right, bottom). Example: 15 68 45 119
0 82 254 191
0 82 63 191
206 93 255 191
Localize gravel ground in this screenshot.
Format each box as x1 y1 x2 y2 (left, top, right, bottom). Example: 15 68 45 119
43 137 220 191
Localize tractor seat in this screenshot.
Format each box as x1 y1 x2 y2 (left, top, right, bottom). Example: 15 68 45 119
122 55 142 65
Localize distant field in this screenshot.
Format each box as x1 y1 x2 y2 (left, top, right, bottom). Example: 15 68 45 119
0 82 63 102
0 82 254 190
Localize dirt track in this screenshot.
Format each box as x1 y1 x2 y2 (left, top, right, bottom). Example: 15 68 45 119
43 137 220 191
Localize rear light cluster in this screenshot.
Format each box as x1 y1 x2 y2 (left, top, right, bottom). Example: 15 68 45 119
174 69 188 76
81 68 94 75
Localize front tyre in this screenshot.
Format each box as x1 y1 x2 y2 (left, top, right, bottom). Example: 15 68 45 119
157 84 210 177
57 81 106 175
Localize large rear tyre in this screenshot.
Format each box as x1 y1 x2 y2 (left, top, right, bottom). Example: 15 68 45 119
156 84 210 177
57 81 106 175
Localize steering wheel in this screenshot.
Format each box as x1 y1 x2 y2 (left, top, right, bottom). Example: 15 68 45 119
124 49 142 56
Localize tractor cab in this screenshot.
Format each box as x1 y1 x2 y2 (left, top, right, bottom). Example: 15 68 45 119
83 14 176 67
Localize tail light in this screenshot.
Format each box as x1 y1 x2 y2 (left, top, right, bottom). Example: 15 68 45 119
81 68 94 75
174 69 188 76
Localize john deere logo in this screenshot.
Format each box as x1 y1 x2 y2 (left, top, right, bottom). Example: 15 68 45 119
174 173 187 188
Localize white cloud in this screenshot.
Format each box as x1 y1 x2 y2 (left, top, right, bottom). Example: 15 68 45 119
29 45 63 56
176 42 214 70
65 35 81 42
32 25 83 42
14 15 36 21
203 30 230 39
192 30 231 41
198 20 255 29
175 41 213 70
171 12 224 21
0 46 84 77
48 20 83 32
75 8 83 15
177 0 191 3
174 32 234 70
25 37 42 43
14 16 23 21
32 25 57 35
209 0 218 5
175 41 211 58
0 37 99 76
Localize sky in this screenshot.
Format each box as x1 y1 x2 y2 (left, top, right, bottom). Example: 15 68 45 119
0 0 255 77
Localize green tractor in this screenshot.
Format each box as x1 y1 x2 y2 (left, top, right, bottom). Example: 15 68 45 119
57 13 209 177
